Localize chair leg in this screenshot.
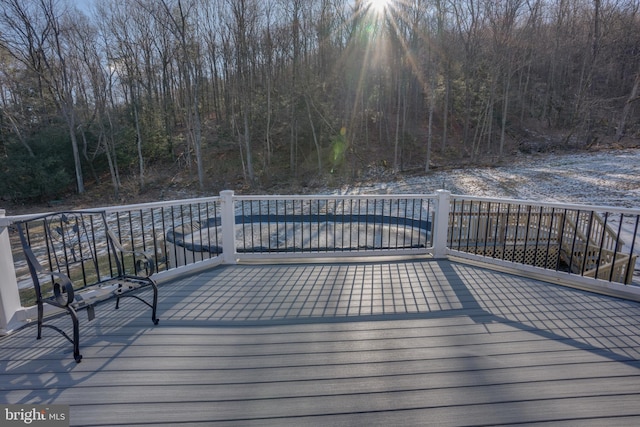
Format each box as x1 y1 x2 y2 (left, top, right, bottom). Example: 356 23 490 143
68 307 82 363
37 301 43 340
151 280 159 325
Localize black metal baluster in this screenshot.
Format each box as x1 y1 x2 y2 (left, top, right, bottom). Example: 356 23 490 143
425 199 432 247
273 199 278 252
501 204 511 261
365 199 370 250
240 200 247 252
332 199 337 253
78 215 90 286
194 204 203 261
349 199 354 250
213 201 220 254
253 200 259 251
286 199 292 253
510 205 521 263
543 207 555 269
88 214 99 283
524 206 534 264
473 201 482 254
138 209 147 262
492 203 501 259
532 206 544 267
260 200 265 252
127 210 135 271
203 203 212 259
567 210 580 275
372 199 378 250
556 209 568 272
394 199 400 249
625 214 639 285
149 208 159 270
299 198 304 252
481 202 491 257
169 206 178 268
594 212 609 280
452 199 461 249
180 206 189 265
609 213 624 283
581 211 595 277
465 200 473 253
115 212 126 273
318 199 329 252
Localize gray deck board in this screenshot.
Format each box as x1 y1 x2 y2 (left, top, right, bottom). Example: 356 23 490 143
2 259 640 426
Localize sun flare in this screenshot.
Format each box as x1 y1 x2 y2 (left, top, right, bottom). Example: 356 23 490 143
367 0 390 15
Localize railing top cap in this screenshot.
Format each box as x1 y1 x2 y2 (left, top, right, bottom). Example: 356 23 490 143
451 194 640 215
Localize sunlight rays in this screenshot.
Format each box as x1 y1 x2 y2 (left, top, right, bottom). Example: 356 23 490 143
334 0 435 148
366 0 391 15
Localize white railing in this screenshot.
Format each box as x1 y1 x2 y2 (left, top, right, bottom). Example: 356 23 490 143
1 190 639 334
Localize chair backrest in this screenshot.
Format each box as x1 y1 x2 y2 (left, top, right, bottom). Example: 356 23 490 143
16 211 125 292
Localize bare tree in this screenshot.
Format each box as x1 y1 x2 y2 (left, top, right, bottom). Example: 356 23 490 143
0 51 36 158
101 0 149 189
0 0 86 193
159 0 206 190
617 69 640 141
1 0 639 198
224 0 259 184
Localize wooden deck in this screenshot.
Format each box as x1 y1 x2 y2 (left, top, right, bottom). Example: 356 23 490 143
2 259 640 426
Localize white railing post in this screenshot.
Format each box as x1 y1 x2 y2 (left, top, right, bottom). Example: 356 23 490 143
220 190 237 264
433 190 451 258
0 209 23 334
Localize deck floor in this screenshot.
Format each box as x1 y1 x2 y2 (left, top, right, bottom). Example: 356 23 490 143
2 259 640 426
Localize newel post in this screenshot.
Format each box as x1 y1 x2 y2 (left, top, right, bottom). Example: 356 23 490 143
433 190 451 258
0 209 23 334
220 190 237 264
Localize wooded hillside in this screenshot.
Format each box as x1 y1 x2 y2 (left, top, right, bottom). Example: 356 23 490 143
1 0 639 203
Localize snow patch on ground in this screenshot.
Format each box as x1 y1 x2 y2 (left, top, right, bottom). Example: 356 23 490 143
334 149 640 209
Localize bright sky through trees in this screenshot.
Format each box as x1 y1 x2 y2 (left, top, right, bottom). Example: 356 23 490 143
1 0 639 201
366 0 390 14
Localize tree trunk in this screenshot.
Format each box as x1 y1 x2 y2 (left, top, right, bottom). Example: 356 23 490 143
243 108 254 183
304 95 322 173
131 91 145 190
2 111 35 157
426 76 436 172
500 62 512 158
68 121 85 194
394 76 402 171
59 102 85 194
617 71 640 142
441 75 450 152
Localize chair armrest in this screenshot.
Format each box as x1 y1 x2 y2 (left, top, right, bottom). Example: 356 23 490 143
23 247 75 307
49 271 75 307
134 251 156 276
107 229 156 277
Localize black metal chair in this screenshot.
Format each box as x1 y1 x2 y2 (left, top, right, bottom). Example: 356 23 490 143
15 211 159 362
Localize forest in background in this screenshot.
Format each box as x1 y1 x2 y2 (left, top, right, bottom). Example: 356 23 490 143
1 0 639 206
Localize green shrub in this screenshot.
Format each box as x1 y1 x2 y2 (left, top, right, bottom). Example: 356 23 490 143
0 141 72 202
